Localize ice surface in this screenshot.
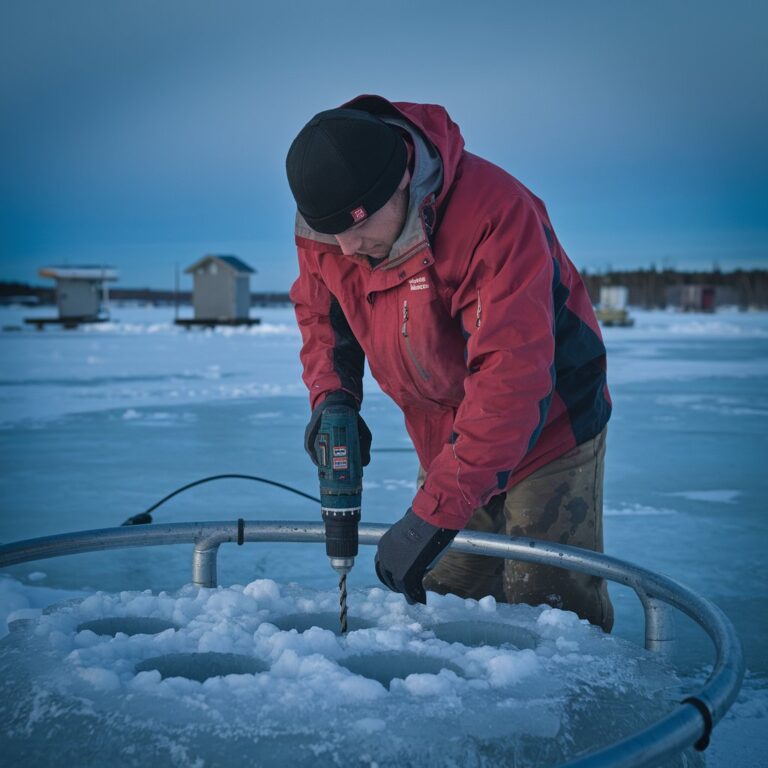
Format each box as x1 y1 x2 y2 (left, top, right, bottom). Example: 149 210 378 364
0 306 304 425
1 305 766 766
664 490 740 504
0 580 700 767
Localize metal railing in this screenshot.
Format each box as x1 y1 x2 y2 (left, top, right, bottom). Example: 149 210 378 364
0 521 744 768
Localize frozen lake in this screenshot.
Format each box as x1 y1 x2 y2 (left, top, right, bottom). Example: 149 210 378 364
1 304 766 766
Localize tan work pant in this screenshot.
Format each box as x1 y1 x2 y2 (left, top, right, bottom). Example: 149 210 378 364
422 428 614 632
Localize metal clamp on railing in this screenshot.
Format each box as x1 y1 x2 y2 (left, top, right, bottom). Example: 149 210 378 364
0 521 744 768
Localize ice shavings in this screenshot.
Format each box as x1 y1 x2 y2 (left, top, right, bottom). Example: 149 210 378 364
0 577 699 767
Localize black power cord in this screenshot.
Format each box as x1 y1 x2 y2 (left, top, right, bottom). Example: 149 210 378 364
121 474 321 526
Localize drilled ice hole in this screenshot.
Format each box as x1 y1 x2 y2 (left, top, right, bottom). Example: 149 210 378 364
271 612 375 634
339 652 464 689
76 617 179 637
135 652 268 682
430 620 538 649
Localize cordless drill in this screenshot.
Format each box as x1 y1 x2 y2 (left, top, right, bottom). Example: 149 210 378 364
315 404 363 633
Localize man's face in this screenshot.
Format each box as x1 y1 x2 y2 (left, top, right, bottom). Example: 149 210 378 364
334 168 410 259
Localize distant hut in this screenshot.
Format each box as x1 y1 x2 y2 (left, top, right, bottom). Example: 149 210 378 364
176 254 259 327
666 285 716 312
25 265 118 329
596 285 634 327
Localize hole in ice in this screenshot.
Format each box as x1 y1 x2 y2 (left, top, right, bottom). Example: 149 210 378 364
135 652 268 682
430 620 538 649
271 612 376 634
76 617 179 637
338 652 464 689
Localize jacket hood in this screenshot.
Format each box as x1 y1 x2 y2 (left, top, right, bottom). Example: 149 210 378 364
340 95 465 212
294 95 466 269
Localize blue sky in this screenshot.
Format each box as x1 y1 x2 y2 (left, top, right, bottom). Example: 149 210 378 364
1 0 766 290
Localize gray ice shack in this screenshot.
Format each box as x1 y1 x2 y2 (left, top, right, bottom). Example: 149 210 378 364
181 255 258 326
666 284 717 312
31 265 118 327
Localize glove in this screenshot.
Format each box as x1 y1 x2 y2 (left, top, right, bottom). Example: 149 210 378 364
304 391 372 467
375 508 458 605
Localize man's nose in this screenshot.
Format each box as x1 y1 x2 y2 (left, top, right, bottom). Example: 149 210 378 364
335 232 361 256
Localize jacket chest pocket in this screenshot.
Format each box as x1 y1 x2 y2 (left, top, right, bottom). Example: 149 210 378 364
401 297 432 381
395 287 464 400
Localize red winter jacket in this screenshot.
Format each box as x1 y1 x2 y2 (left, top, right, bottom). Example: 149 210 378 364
290 95 611 530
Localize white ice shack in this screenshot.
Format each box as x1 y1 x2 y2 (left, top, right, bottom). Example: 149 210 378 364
596 285 633 327
184 255 256 323
599 286 629 310
38 265 118 320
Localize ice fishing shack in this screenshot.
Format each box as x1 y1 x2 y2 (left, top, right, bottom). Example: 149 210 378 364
25 265 118 329
595 285 634 327
176 254 260 327
666 284 717 313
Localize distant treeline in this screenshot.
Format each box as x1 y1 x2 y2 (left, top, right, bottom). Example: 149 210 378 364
2 268 767 309
580 268 768 309
0 282 291 307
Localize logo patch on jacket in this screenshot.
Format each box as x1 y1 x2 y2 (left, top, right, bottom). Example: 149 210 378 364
350 206 367 223
409 276 430 292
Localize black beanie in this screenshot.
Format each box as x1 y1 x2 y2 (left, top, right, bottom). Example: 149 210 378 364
286 108 408 235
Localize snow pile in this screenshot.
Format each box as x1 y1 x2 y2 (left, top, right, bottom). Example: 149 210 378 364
665 490 741 504
605 503 678 517
0 578 700 767
0 574 89 636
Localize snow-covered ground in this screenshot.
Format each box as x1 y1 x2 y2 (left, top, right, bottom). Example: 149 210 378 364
1 305 766 766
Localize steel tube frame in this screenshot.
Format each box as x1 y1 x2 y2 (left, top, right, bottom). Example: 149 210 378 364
0 521 744 768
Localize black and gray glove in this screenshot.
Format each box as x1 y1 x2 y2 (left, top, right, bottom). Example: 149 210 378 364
375 508 458 605
304 390 372 467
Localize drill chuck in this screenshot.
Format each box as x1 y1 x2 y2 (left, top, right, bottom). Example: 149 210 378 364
322 507 361 574
316 404 363 576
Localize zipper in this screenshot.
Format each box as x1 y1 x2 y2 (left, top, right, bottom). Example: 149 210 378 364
475 290 482 328
401 300 430 382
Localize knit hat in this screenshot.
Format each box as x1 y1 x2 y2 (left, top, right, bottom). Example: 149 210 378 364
286 108 408 235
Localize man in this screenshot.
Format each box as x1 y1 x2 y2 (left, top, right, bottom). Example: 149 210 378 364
286 95 614 632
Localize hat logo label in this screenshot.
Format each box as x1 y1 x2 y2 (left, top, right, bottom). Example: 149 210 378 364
350 206 368 223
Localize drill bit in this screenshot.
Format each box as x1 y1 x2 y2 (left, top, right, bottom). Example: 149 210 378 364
339 573 348 634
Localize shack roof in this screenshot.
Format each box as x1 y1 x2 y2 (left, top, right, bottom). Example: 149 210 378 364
185 254 256 275
38 265 119 281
